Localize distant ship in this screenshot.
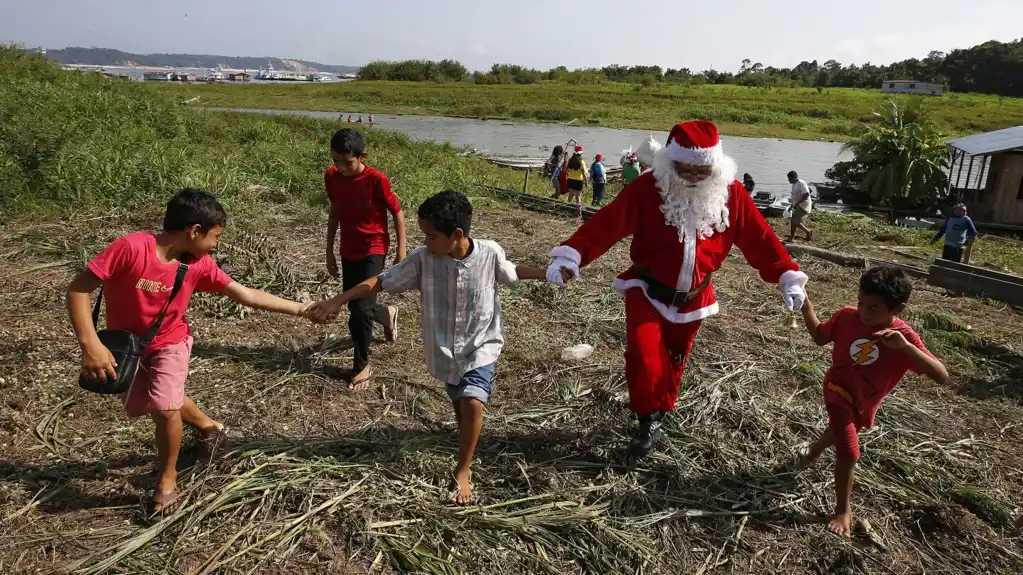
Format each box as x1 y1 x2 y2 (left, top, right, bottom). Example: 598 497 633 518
254 61 318 82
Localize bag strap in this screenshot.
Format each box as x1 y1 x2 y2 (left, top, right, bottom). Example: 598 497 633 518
143 261 190 343
91 288 104 327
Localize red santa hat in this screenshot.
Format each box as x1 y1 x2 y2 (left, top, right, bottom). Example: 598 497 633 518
574 145 584 154
663 120 723 166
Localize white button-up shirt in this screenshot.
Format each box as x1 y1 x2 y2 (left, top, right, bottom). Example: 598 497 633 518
378 239 518 384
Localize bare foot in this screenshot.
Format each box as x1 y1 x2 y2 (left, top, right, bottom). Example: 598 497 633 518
384 305 398 343
827 511 853 537
450 468 473 506
348 367 373 392
793 445 816 470
200 422 229 453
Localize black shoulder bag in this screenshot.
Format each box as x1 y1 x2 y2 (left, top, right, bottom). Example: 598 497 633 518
79 262 189 394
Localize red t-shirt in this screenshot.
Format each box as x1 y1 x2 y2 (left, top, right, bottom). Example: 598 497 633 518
87 232 234 352
818 306 934 427
324 165 401 261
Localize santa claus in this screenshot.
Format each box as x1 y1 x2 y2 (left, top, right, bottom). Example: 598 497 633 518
546 120 808 458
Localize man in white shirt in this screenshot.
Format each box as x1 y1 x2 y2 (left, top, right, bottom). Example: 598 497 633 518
787 170 813 242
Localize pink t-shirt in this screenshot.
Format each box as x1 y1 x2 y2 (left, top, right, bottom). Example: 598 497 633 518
818 306 933 428
87 232 233 351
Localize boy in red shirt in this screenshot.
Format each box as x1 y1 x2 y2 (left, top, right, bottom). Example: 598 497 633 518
68 189 312 514
800 266 949 537
324 129 406 391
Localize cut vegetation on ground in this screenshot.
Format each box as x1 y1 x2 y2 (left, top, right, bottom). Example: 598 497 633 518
3 47 1023 574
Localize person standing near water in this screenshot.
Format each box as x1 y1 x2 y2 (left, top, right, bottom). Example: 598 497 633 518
622 153 641 185
743 173 756 193
564 146 589 205
368 114 374 124
787 170 813 242
591 154 607 206
931 203 977 263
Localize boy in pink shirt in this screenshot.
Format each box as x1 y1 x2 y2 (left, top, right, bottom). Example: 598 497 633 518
800 266 949 537
67 189 312 514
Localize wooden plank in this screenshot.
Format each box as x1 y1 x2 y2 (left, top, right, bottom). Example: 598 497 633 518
931 259 1023 284
782 243 865 268
927 266 1023 305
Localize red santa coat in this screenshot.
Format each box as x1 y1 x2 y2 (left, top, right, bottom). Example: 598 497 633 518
555 171 799 323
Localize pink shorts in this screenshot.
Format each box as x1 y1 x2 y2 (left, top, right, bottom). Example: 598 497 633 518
120 337 192 418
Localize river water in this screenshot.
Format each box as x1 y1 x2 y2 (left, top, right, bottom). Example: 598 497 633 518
211 107 852 198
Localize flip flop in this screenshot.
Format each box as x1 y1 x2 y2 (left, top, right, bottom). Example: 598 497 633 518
151 489 181 516
384 305 399 343
348 372 373 392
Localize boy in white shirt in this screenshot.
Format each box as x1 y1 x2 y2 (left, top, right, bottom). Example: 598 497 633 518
309 191 549 504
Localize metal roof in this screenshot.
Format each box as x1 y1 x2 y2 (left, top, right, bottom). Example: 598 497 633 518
947 126 1023 156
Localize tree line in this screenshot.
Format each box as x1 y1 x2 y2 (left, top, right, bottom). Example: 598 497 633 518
358 38 1023 97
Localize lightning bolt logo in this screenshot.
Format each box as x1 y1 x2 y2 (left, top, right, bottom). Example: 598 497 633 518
850 339 880 366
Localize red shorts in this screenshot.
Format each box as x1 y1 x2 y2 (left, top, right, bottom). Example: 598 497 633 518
120 337 193 418
826 401 863 461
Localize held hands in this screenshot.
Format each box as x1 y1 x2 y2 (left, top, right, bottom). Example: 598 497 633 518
545 258 579 286
779 270 809 311
873 328 911 351
80 341 117 383
305 299 344 324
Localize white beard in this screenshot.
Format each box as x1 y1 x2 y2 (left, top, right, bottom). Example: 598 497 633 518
652 149 736 241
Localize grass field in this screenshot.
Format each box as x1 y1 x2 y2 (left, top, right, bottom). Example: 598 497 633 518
5 48 1023 574
146 80 1023 141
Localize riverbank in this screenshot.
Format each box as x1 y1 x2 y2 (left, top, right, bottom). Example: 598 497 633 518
5 48 1023 574
145 80 1023 141
0 49 550 220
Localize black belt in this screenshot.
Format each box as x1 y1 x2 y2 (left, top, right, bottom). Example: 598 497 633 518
635 266 711 308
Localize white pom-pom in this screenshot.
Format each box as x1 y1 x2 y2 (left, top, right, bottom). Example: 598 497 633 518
636 135 662 167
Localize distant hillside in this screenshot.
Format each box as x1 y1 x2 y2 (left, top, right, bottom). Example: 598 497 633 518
38 47 359 74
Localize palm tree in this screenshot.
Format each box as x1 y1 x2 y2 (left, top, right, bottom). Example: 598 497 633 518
840 98 949 222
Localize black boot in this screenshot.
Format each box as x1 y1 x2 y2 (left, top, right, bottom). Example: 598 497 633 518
628 411 665 458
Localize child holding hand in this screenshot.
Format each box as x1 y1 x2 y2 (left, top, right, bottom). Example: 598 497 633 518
309 191 549 505
799 266 949 537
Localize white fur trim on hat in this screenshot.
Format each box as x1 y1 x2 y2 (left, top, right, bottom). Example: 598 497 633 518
664 141 724 166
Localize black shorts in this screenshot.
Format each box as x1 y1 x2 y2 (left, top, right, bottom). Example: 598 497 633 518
567 179 584 191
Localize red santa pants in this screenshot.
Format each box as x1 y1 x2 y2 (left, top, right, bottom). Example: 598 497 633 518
624 289 702 415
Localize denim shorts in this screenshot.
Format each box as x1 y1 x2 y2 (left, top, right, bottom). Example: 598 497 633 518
446 363 495 403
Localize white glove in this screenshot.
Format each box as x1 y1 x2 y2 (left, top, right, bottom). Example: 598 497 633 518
779 270 809 311
546 258 579 286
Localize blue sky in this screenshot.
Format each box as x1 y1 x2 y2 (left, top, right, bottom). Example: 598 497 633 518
2 0 1021 71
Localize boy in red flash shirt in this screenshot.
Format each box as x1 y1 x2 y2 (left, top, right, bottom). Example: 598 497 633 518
800 266 949 537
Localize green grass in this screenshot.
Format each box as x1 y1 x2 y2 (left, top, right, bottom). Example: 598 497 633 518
785 212 1023 274
145 80 1023 141
0 47 552 223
